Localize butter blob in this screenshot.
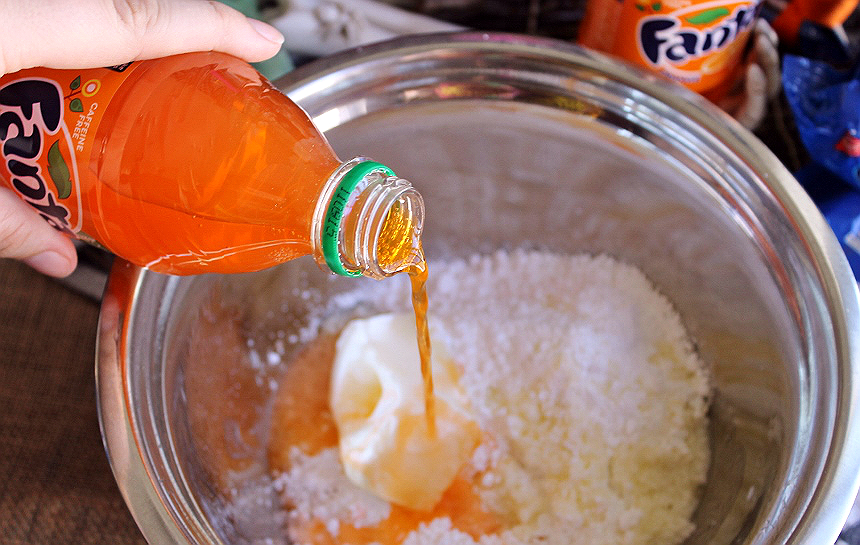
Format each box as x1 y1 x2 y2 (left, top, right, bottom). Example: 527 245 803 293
329 312 480 511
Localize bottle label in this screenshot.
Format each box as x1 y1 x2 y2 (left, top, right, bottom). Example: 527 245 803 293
578 0 762 97
637 0 761 86
0 63 138 234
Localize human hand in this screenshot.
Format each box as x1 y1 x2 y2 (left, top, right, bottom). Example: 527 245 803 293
0 0 285 277
718 19 782 130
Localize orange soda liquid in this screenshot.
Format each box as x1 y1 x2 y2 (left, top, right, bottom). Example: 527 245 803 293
0 53 342 274
578 0 762 101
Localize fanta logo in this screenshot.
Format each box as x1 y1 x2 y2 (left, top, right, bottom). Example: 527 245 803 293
0 78 74 234
638 3 758 68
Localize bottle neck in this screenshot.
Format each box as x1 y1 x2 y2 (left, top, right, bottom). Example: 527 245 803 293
312 158 425 280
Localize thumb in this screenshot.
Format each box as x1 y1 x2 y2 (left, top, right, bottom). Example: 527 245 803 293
0 187 77 277
0 0 285 74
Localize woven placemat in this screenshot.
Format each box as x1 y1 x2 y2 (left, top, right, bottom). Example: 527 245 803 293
0 259 144 545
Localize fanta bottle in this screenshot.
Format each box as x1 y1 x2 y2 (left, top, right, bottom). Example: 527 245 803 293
578 0 762 101
0 52 424 277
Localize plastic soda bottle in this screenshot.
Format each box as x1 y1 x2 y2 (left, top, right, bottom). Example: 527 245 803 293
578 0 762 101
0 52 424 277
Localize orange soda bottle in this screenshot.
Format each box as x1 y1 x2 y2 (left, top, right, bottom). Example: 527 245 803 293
0 52 424 277
578 0 763 101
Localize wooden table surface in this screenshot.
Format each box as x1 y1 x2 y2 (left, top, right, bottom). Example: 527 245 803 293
0 259 145 544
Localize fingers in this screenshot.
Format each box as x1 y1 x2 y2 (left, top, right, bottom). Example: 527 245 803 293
0 187 77 277
752 19 782 100
733 63 768 130
0 0 284 75
719 19 781 129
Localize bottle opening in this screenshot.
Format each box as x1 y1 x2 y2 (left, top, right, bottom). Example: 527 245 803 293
375 192 425 275
315 159 425 279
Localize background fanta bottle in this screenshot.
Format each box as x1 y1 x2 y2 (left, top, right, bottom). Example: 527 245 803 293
578 0 763 101
0 53 424 277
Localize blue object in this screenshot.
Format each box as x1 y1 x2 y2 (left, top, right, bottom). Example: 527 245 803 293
783 55 860 189
794 162 860 280
783 55 860 280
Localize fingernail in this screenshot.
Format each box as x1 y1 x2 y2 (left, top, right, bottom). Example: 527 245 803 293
248 18 284 45
24 250 75 278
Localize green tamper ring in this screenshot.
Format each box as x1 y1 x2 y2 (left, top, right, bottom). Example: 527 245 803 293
322 161 395 277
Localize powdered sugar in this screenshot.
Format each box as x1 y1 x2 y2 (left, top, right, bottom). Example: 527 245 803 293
273 447 391 535
275 250 711 544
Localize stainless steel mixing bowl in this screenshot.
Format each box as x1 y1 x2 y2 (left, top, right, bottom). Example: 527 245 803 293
97 33 860 544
